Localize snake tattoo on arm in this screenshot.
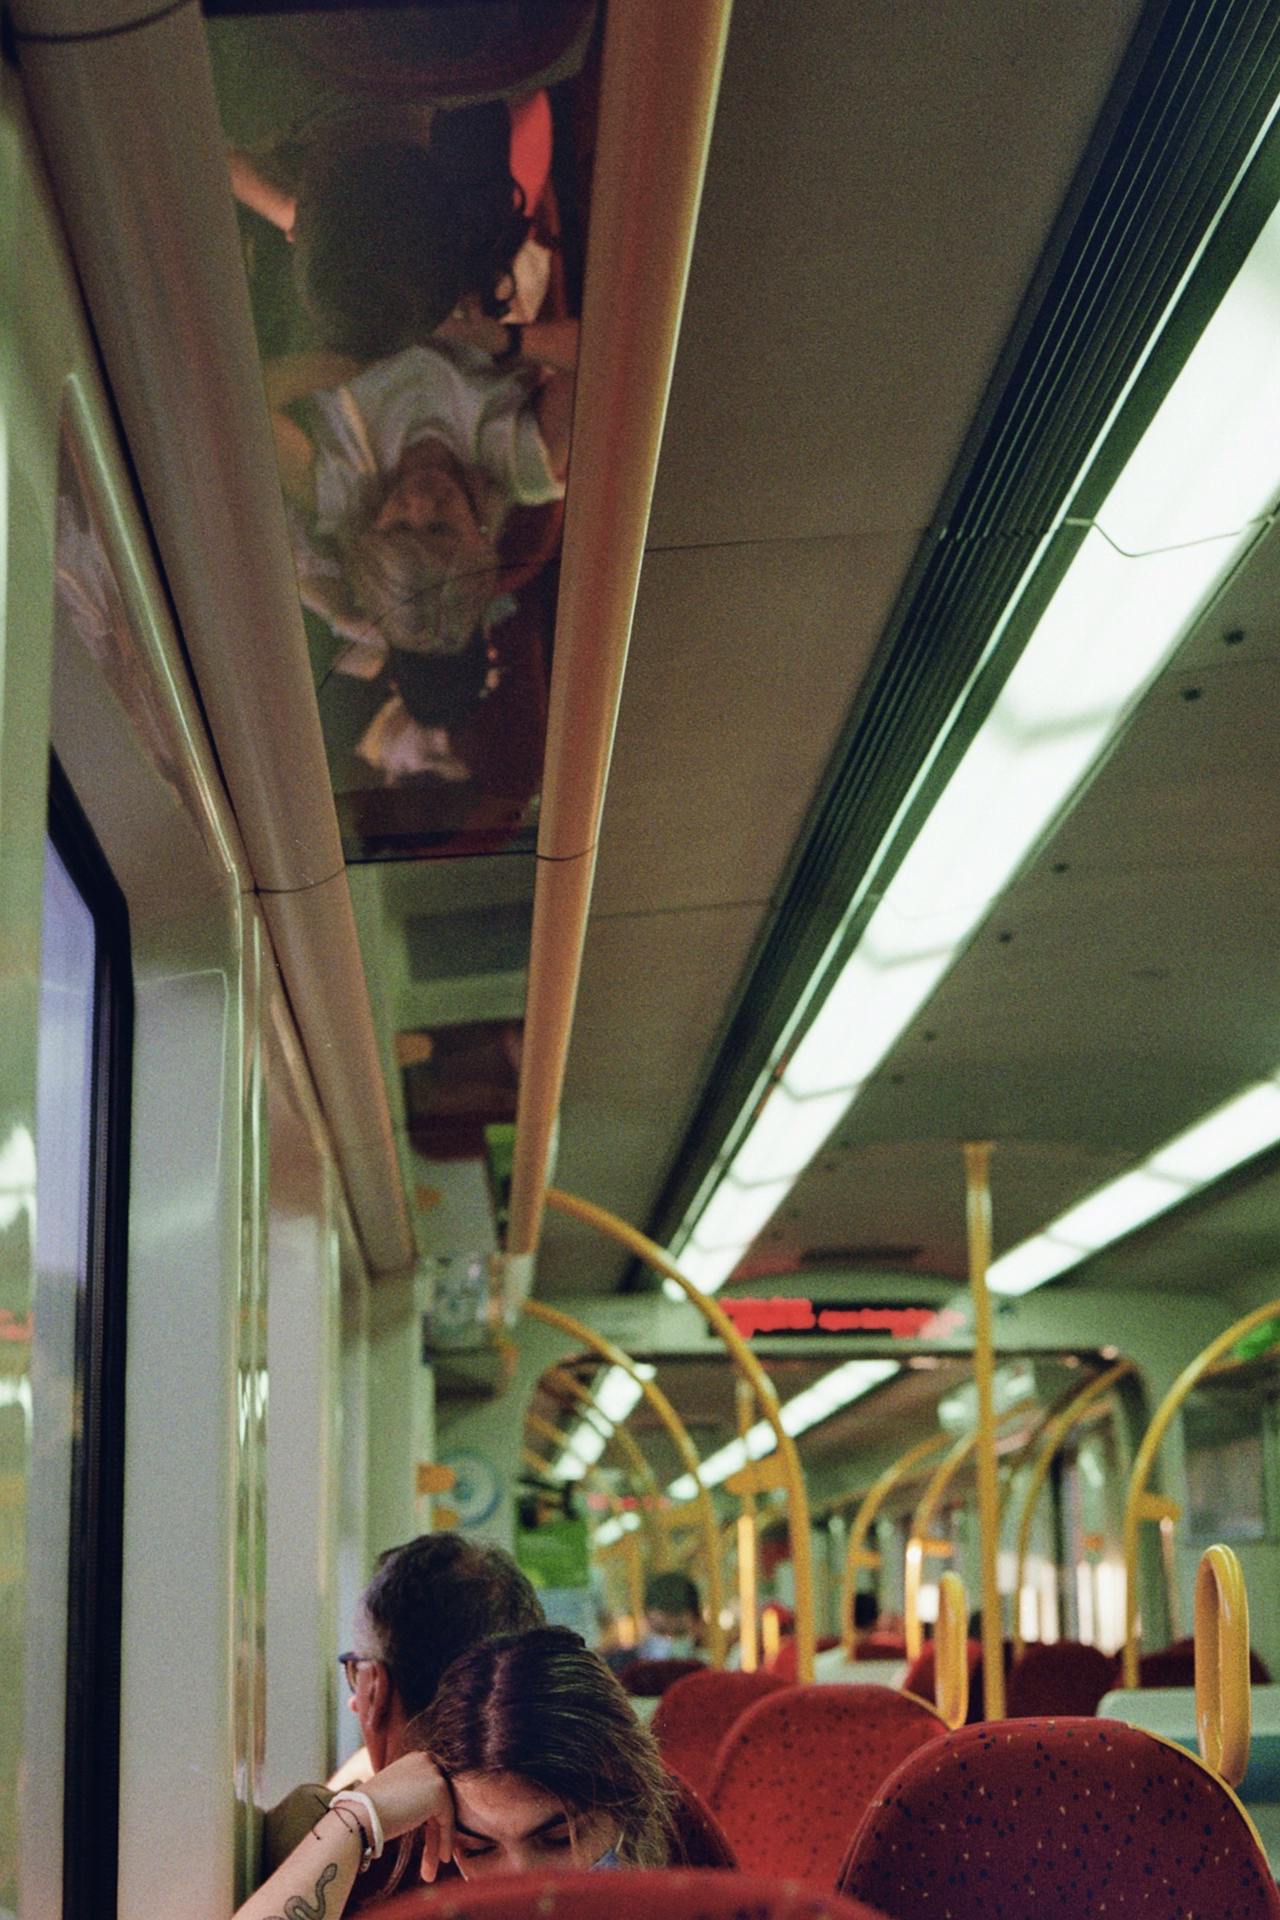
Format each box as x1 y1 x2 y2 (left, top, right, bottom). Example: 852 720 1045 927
268 1862 340 1920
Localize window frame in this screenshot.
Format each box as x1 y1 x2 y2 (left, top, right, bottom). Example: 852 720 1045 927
46 755 133 1920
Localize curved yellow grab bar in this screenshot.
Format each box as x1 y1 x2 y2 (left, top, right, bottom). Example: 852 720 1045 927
522 1297 726 1663
540 1368 670 1570
903 1399 1039 1660
935 1570 970 1730
1196 1544 1252 1787
964 1143 1005 1722
544 1188 817 1681
1011 1359 1136 1659
1122 1297 1280 1687
840 1430 952 1658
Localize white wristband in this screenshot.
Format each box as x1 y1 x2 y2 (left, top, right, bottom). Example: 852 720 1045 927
331 1790 385 1866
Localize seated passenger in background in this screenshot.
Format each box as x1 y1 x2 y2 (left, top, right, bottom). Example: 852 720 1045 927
261 1533 544 1905
610 1571 703 1669
236 1628 676 1920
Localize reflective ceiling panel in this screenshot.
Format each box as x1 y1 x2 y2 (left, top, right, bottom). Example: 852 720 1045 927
204 0 597 861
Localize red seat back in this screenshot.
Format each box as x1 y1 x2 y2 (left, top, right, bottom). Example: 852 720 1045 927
652 1668 789 1796
1006 1640 1119 1717
854 1633 907 1661
1139 1634 1272 1687
901 1637 1011 1720
769 1635 841 1681
668 1771 737 1868
708 1685 944 1892
374 1868 894 1920
839 1717 1280 1918
900 1637 981 1711
618 1656 707 1698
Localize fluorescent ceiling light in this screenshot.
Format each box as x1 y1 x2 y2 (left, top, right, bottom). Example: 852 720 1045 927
1097 199 1280 553
593 1512 641 1549
595 1362 653 1425
667 1359 898 1502
1149 1081 1280 1185
662 1243 742 1302
1049 1166 1191 1252
731 1087 853 1185
989 1074 1280 1296
553 1363 658 1480
670 178 1280 1293
692 1176 792 1253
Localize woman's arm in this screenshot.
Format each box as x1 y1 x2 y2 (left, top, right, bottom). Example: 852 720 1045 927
262 354 364 514
233 1753 457 1920
533 368 575 482
235 1806 361 1920
228 150 297 239
436 308 580 376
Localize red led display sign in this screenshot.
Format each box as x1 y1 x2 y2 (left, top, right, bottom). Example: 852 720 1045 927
719 1297 964 1340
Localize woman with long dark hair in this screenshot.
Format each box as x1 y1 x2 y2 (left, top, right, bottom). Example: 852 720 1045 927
234 1629 676 1918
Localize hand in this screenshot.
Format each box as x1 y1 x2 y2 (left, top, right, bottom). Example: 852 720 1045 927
435 297 513 361
363 1751 456 1880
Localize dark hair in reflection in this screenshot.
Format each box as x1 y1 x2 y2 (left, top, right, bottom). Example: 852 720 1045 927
294 133 530 359
362 1535 544 1721
412 1627 677 1867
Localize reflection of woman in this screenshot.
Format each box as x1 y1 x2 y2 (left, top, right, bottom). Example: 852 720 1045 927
234 1630 676 1919
269 330 574 673
230 100 548 360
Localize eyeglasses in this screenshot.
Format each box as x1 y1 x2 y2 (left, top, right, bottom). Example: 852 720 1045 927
337 1651 381 1694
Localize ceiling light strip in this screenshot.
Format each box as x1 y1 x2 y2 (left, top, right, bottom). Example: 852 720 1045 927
668 183 1280 1299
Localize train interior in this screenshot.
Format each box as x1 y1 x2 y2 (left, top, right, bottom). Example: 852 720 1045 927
6 0 1280 1914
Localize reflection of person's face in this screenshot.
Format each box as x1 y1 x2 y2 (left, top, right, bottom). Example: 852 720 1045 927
374 442 489 561
448 1772 618 1879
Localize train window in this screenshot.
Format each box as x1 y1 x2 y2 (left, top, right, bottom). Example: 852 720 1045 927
202 0 596 861
1185 1386 1268 1545
24 765 132 1920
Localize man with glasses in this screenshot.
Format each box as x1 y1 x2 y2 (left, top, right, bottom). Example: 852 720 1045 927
261 1532 544 1904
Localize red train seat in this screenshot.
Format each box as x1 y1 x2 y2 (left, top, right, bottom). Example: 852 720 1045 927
618 1656 708 1698
769 1634 841 1680
901 1636 1012 1720
838 1717 1280 1918
1139 1634 1272 1687
1006 1639 1119 1717
374 1868 894 1920
652 1668 790 1797
668 1770 738 1868
708 1684 944 1892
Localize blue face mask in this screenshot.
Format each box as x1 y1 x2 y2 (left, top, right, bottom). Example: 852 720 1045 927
591 1848 621 1872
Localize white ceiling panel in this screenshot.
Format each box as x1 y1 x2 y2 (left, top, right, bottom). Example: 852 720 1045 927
538 901 765 1294
591 530 919 918
647 0 1145 551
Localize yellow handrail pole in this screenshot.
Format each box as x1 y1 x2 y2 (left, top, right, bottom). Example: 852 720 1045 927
544 1187 818 1682
1121 1296 1280 1686
521 1298 726 1663
622 1525 646 1633
735 1377 761 1671
533 1380 668 1570
1195 1544 1252 1787
965 1142 1005 1719
841 1430 952 1656
903 1400 1039 1659
1011 1358 1137 1658
935 1570 971 1730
